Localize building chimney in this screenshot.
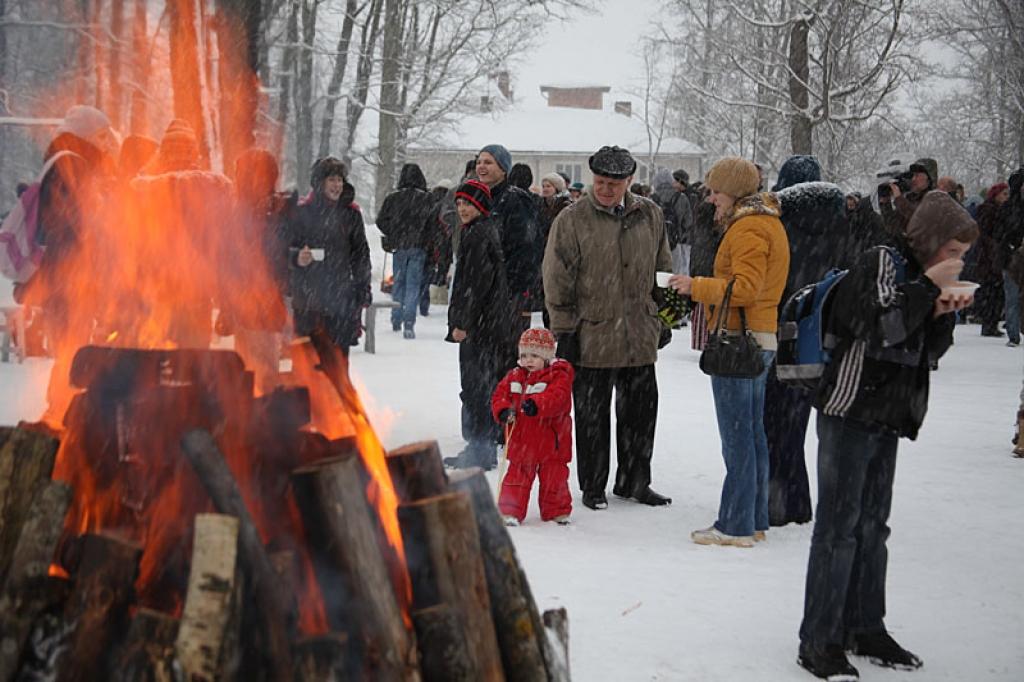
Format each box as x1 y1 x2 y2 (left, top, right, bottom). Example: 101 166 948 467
480 95 492 113
614 101 632 117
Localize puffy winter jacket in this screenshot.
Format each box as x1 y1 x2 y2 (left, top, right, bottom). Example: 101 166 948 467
489 180 541 308
448 215 516 345
376 164 436 252
491 359 574 464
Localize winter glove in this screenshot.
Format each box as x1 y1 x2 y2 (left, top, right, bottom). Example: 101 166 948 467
498 408 515 424
521 399 538 417
555 332 579 365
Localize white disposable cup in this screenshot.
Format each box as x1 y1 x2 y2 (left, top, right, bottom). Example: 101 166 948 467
655 271 673 287
310 248 325 261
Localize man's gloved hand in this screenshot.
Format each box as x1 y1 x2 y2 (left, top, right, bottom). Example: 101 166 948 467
521 399 538 417
555 332 579 364
498 408 515 424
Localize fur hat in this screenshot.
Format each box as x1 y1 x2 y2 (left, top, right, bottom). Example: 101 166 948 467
479 144 512 174
156 118 200 172
455 179 492 215
589 146 636 180
906 190 979 265
310 156 348 189
542 172 566 193
672 169 690 185
705 157 760 199
519 327 556 361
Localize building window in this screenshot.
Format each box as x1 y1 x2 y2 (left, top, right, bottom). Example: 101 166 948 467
555 163 583 182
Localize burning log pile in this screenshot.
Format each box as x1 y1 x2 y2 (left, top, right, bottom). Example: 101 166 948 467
0 345 570 681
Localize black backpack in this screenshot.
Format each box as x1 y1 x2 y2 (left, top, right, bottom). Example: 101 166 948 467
652 193 681 247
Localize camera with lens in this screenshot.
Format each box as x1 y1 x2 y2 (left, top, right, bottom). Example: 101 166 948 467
877 171 913 200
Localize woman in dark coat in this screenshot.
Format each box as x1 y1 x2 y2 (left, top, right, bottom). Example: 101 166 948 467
443 179 516 470
974 183 1009 336
764 155 848 527
285 157 372 360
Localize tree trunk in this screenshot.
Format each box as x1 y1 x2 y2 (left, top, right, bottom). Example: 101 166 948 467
108 0 124 130
317 0 358 159
291 455 421 682
375 0 404 211
215 0 260 175
129 0 150 134
788 15 813 155
0 480 72 682
275 0 299 159
55 533 142 682
180 429 293 682
293 0 318 188
345 0 383 158
169 0 211 165
447 469 548 682
398 492 504 682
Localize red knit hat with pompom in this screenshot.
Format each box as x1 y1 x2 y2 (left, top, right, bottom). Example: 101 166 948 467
519 327 556 361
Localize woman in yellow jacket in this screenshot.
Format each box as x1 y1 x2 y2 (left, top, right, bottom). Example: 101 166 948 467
670 157 790 547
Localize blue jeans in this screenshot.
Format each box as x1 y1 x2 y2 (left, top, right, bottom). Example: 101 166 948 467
1003 270 1020 343
800 413 897 647
391 248 427 329
709 349 774 536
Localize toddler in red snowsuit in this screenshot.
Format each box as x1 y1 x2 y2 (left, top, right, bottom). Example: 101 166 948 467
492 328 574 525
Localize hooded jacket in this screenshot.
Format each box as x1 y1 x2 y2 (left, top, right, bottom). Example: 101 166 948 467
775 180 849 303
491 359 574 465
375 163 437 252
447 215 516 345
285 180 372 322
489 180 541 307
814 192 976 439
995 168 1024 270
689 193 790 337
652 168 693 248
543 191 673 368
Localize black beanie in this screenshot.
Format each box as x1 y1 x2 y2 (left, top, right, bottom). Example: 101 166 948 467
455 179 492 215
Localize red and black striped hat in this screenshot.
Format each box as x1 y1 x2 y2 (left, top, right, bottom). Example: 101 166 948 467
455 179 492 216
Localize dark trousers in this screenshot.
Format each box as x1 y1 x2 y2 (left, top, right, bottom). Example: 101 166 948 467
459 337 512 448
572 365 658 495
764 368 813 526
800 413 897 647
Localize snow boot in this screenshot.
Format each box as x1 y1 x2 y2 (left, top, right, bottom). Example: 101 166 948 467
1014 412 1024 456
551 515 571 525
503 515 520 527
581 491 607 510
848 631 922 671
798 642 859 680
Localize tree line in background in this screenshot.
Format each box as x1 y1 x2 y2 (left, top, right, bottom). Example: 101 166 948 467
0 0 1020 208
646 0 1024 192
0 0 578 211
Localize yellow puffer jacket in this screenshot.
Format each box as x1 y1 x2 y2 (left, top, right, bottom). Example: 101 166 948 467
690 193 790 334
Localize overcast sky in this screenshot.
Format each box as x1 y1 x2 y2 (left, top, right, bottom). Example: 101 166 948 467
513 1 659 104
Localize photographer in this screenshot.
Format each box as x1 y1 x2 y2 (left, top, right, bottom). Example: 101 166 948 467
880 158 937 238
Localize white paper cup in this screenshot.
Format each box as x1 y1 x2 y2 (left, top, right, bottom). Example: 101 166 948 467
655 271 673 287
310 248 325 261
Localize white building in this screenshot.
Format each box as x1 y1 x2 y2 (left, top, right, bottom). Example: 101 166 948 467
406 83 704 189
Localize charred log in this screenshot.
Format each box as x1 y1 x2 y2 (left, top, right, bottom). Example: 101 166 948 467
110 608 179 682
542 608 570 682
293 633 349 682
0 428 61 584
411 604 475 681
386 441 448 504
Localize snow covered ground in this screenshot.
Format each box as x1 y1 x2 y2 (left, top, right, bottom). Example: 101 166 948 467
3 314 1022 680
2 234 1022 679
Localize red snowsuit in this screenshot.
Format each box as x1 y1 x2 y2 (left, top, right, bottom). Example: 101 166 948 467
491 359 574 522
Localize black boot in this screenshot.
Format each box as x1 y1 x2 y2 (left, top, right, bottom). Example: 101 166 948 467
798 641 859 680
848 631 922 671
631 486 672 506
581 491 608 510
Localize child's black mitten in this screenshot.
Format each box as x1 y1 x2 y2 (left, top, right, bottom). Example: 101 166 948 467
499 408 515 424
521 399 538 416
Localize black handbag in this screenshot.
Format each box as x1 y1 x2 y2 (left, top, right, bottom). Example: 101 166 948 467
699 279 765 378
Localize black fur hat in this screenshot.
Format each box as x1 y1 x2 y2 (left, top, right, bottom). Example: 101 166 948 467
588 146 636 180
310 156 348 189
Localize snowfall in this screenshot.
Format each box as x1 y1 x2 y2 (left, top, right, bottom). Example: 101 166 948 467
2 227 1022 681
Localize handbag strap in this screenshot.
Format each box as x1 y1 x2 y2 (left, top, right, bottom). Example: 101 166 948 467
708 278 749 336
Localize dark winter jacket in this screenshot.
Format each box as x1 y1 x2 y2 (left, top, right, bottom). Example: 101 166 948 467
995 168 1024 271
652 169 694 248
285 181 372 322
688 199 720 277
491 359 574 464
775 181 849 303
448 216 516 345
847 195 891 261
974 199 1004 283
814 240 957 440
376 164 435 252
489 180 541 309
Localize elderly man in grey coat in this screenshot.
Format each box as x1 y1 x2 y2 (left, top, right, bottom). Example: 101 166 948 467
543 146 674 510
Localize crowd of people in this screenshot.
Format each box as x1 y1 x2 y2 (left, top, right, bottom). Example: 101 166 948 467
3 103 1023 682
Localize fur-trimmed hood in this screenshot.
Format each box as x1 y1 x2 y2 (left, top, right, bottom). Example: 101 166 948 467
723 191 781 230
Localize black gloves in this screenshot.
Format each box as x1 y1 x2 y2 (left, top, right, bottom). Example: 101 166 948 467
555 332 579 365
498 408 515 424
521 399 538 417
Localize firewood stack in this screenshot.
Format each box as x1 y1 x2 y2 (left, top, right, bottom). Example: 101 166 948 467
0 351 570 681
